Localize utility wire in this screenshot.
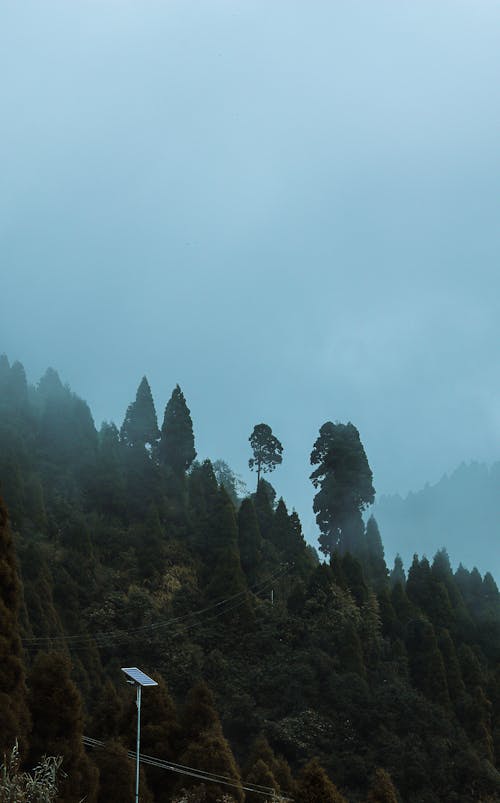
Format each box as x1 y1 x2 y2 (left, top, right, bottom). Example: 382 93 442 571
23 564 292 652
82 735 292 800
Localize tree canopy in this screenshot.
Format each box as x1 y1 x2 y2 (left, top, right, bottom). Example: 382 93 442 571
248 423 283 487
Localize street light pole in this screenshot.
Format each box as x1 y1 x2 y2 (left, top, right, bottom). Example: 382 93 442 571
135 683 142 803
121 667 158 803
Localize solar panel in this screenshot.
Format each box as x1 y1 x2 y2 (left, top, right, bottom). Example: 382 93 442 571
121 667 158 687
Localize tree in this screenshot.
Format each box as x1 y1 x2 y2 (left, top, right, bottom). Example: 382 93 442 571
158 385 196 475
212 459 247 507
389 555 406 587
366 767 399 802
120 376 159 449
0 495 30 756
238 498 263 585
310 422 375 557
364 516 388 591
248 424 283 487
27 652 98 803
179 682 243 803
295 758 347 803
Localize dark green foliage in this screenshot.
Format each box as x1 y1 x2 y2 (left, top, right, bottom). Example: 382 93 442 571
389 554 406 587
405 619 450 707
120 375 159 449
158 384 196 475
93 740 135 803
310 421 375 557
237 498 263 585
295 757 347 802
364 516 389 591
180 682 243 802
366 767 399 802
0 496 30 756
248 423 283 486
27 652 99 803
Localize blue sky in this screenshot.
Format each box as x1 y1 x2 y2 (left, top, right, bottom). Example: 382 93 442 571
1 1 499 544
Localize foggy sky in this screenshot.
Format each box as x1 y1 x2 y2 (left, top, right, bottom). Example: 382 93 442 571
1 1 499 552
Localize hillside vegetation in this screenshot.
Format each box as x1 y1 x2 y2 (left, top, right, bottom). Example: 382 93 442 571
0 354 499 802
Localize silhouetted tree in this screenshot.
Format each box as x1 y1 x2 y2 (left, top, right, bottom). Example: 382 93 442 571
389 554 406 587
248 424 283 487
120 376 159 449
310 422 374 557
364 516 388 591
158 385 196 475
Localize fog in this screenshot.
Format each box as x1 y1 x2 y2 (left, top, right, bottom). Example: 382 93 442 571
1 1 499 557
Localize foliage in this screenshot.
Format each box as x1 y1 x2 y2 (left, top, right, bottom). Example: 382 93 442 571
0 742 63 803
310 422 375 557
248 424 283 486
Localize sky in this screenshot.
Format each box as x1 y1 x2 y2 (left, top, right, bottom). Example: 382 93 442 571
1 1 499 548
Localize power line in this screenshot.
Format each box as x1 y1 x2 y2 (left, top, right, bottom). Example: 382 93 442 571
22 564 292 652
82 735 292 800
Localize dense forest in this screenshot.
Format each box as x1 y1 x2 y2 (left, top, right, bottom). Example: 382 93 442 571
0 354 499 802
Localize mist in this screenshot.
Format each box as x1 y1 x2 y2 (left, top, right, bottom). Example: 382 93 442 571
1 1 499 562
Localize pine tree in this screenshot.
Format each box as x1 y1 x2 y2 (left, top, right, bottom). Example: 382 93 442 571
310 421 375 557
248 423 283 487
364 516 388 591
120 376 159 449
158 385 196 475
94 740 135 803
366 767 399 802
405 619 450 707
295 757 347 802
180 682 243 802
27 651 99 803
238 498 263 585
389 555 406 587
0 495 30 756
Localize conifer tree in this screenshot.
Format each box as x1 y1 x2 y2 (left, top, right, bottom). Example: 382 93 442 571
158 384 196 475
120 376 159 449
405 619 450 707
364 516 389 591
310 421 374 557
245 758 279 801
238 498 263 585
0 353 10 398
27 652 98 803
180 682 243 803
0 495 30 756
366 767 399 803
295 757 347 802
389 555 406 587
6 360 28 412
248 423 283 487
94 740 135 803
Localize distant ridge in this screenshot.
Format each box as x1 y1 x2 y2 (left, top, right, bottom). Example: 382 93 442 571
374 460 500 581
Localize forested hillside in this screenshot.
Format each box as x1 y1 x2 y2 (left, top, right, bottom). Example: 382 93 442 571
0 354 499 802
374 462 500 582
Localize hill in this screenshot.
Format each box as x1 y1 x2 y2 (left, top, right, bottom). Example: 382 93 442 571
374 462 500 582
0 353 499 802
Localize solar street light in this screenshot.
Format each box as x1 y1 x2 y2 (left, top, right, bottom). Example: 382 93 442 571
121 667 158 803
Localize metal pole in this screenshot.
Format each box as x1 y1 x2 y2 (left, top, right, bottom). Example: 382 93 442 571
135 684 142 803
